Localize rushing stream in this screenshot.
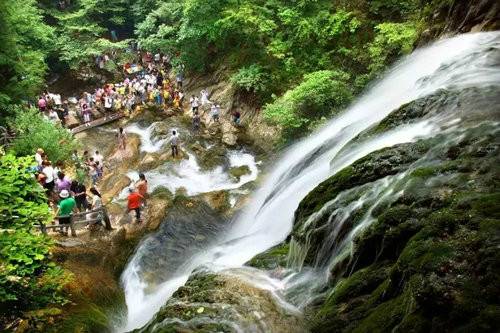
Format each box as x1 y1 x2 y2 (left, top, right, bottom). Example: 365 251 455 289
120 32 500 331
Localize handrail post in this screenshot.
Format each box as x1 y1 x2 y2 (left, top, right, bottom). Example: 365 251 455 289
102 208 112 230
40 222 47 235
69 215 77 237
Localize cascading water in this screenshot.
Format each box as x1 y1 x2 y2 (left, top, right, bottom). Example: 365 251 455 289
120 32 500 331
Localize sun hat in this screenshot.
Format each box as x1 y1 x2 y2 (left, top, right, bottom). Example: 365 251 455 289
59 190 70 198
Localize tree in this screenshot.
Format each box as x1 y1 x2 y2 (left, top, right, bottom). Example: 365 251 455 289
0 154 68 315
8 107 79 163
0 0 53 112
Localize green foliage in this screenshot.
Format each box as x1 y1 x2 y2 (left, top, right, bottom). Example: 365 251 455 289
368 22 419 77
230 64 270 94
133 0 423 138
0 0 54 111
0 154 68 314
8 107 79 163
264 70 352 136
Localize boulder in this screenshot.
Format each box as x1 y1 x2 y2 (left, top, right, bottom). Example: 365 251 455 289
203 190 230 212
229 165 251 181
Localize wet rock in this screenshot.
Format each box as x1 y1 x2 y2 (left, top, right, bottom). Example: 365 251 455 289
100 173 131 203
221 121 238 146
202 190 230 212
133 271 306 333
229 165 251 181
247 244 290 271
138 152 164 171
197 145 228 171
293 117 500 332
108 134 141 163
145 197 170 231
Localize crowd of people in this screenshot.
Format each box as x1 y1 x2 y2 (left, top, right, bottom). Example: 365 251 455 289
33 144 151 234
33 147 109 235
31 48 248 236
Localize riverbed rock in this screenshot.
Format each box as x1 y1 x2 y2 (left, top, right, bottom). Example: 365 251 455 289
197 144 228 171
133 270 306 333
221 121 238 146
202 190 230 212
229 165 251 182
108 134 141 163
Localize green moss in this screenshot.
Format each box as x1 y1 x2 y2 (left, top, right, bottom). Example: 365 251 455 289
151 186 174 200
469 193 500 219
50 304 111 333
326 263 390 305
247 243 290 270
352 293 407 333
397 233 454 271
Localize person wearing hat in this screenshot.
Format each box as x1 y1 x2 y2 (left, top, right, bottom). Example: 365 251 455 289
54 189 77 236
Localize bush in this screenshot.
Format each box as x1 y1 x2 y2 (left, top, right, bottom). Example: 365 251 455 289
0 154 69 315
263 70 352 136
230 64 270 95
8 107 79 163
368 22 419 77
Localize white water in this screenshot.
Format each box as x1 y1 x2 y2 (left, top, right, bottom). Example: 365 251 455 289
116 150 259 200
120 32 500 331
125 123 169 153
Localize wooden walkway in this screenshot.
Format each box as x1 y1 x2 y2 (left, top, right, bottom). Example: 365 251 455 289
35 207 111 237
71 112 124 134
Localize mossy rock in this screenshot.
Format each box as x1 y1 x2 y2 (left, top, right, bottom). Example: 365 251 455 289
295 91 500 332
228 165 251 181
246 243 290 270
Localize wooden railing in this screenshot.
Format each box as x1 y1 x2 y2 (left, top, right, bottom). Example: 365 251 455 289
35 207 111 237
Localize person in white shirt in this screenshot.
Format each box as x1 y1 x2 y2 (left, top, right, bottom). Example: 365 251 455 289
41 161 56 194
48 109 60 124
35 148 44 166
190 95 199 113
93 150 104 166
169 130 180 158
200 89 210 106
104 95 113 113
52 93 62 106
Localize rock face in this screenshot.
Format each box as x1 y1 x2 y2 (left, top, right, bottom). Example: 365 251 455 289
419 0 500 43
286 87 500 332
132 271 306 333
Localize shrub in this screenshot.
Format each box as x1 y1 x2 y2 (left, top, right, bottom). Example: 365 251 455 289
0 154 69 315
263 70 352 136
8 107 79 163
230 64 270 94
368 22 419 77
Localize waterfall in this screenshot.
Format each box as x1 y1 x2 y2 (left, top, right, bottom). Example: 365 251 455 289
120 32 500 331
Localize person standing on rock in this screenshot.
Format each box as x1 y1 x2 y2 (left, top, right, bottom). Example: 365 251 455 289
176 71 183 89
200 89 210 106
210 103 220 123
170 130 180 158
93 150 104 166
127 187 143 223
118 127 127 150
232 110 241 126
192 111 201 133
190 95 199 113
136 173 148 207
